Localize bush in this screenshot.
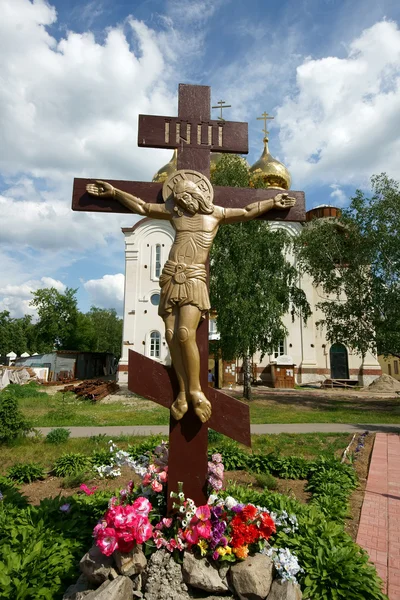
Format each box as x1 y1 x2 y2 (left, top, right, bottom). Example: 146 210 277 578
46 428 70 444
0 476 29 508
0 389 31 443
127 436 161 460
61 472 91 489
53 453 92 477
7 462 45 484
91 448 113 467
254 472 278 490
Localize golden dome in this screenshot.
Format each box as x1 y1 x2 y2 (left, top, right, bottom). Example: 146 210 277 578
249 137 291 190
152 149 177 183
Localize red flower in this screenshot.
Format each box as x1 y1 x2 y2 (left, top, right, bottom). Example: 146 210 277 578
241 504 258 521
259 513 276 539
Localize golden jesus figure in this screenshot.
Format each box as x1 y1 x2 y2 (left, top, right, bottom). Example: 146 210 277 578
86 169 295 423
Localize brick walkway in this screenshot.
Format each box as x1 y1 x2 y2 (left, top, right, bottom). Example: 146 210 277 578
357 433 400 599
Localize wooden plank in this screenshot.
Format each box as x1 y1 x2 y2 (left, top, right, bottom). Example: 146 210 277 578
127 349 251 447
138 115 248 154
72 177 306 222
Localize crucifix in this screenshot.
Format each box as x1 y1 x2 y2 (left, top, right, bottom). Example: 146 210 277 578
72 84 305 509
212 99 232 121
257 111 274 136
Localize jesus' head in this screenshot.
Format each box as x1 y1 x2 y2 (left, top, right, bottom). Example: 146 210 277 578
173 180 214 215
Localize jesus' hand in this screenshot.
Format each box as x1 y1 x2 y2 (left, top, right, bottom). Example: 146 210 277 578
273 193 296 209
86 180 115 198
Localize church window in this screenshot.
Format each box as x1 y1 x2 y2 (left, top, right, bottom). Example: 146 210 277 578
150 293 160 306
155 245 162 278
274 340 286 358
394 360 399 375
388 363 392 376
150 331 161 358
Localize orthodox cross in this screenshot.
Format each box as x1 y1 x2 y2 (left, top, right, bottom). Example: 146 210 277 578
212 99 232 121
72 84 305 508
257 111 274 136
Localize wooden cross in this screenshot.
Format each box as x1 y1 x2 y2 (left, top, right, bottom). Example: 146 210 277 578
257 111 274 137
72 84 305 508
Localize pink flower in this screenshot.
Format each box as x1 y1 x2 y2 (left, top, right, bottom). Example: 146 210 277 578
133 497 152 517
93 522 106 538
159 470 168 483
155 537 165 549
110 506 128 528
194 520 212 539
135 517 153 543
184 526 199 545
80 484 98 495
116 530 135 553
151 480 163 493
96 527 118 556
162 517 173 528
195 505 211 521
212 453 223 464
142 474 152 486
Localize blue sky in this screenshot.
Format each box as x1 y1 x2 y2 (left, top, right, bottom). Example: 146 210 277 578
1 0 400 319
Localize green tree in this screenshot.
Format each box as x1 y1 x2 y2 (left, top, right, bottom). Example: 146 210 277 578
210 155 310 399
0 312 35 356
85 307 123 357
30 287 79 352
295 173 400 358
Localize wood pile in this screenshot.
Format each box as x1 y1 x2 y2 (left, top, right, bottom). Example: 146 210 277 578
62 379 119 401
42 378 77 386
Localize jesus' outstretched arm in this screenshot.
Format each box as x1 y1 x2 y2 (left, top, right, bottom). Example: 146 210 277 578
222 192 296 224
86 180 172 220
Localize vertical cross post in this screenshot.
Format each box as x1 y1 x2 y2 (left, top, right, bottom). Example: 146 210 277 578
167 85 211 508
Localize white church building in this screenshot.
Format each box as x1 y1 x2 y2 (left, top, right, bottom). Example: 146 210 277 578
117 142 381 388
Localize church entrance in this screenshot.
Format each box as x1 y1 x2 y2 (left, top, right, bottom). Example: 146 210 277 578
330 343 349 379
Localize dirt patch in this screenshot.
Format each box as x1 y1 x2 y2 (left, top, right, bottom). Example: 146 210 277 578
224 470 311 505
21 466 141 505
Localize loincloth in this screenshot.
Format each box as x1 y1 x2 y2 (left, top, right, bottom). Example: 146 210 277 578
158 260 210 318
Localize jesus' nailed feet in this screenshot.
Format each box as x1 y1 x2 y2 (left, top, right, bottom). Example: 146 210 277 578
170 391 212 423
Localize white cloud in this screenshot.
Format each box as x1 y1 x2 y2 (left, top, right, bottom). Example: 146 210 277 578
0 277 66 318
329 184 347 206
276 20 400 188
83 273 125 314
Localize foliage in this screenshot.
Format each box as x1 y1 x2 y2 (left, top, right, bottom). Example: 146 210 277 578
45 428 70 444
7 462 45 484
208 441 248 471
295 173 400 356
0 388 31 444
254 471 278 490
60 472 91 489
127 436 162 460
30 287 80 352
82 307 123 357
0 492 110 599
53 453 92 477
210 154 310 398
0 476 29 508
0 312 35 357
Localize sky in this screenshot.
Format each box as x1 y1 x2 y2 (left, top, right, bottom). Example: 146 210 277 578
1 0 400 320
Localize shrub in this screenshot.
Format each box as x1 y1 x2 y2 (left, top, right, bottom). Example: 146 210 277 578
61 472 91 489
7 462 45 484
91 448 113 467
127 436 161 460
0 389 31 443
0 476 29 508
46 428 70 444
254 472 278 490
53 453 91 477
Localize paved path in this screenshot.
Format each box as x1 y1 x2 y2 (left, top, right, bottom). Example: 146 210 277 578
36 423 400 437
357 433 400 599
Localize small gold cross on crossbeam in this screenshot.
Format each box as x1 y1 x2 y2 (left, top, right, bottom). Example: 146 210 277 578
257 111 274 137
212 99 232 121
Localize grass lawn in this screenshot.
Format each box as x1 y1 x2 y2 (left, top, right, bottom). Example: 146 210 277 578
14 382 400 427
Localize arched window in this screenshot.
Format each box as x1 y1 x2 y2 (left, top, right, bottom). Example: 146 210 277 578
150 331 161 358
154 245 162 278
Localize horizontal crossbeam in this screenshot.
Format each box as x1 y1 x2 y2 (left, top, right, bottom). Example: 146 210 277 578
72 178 306 222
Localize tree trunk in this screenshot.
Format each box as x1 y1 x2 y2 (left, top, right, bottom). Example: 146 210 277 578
243 353 252 400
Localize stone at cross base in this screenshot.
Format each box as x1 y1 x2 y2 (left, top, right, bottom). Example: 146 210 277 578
72 83 306 509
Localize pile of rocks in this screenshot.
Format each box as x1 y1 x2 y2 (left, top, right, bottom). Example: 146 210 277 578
63 545 302 600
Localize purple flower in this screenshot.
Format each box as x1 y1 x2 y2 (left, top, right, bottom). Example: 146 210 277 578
212 550 220 561
60 503 71 513
0 491 3 502
219 536 228 547
212 506 223 519
231 504 244 513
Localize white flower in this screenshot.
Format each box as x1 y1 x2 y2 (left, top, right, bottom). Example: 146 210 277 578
178 492 185 499
179 506 186 513
224 496 238 509
208 494 218 505
182 519 188 527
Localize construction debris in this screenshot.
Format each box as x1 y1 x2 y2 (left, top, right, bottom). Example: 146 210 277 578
62 379 119 401
0 366 38 390
368 373 400 393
